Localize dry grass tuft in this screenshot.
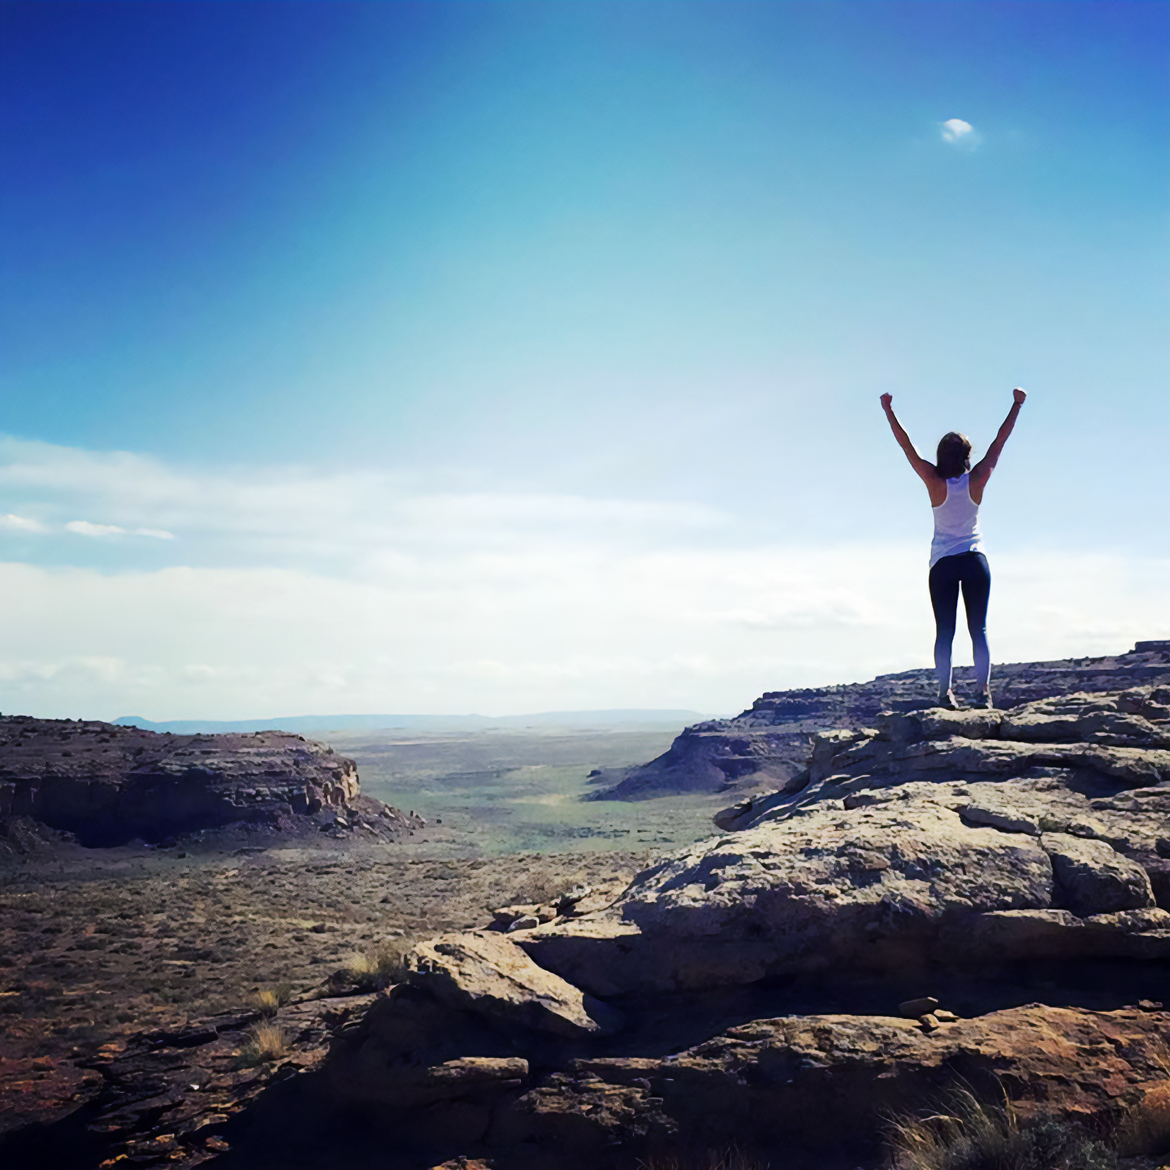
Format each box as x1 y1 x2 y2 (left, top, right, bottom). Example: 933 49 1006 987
1113 1080 1170 1158
638 1149 769 1170
511 861 573 907
885 1088 1117 1170
239 1022 289 1066
250 982 293 1016
343 937 416 991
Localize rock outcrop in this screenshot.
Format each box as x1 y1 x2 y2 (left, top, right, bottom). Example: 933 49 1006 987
588 641 1170 800
8 656 1169 1168
318 676 1170 1168
489 1004 1170 1165
0 716 419 847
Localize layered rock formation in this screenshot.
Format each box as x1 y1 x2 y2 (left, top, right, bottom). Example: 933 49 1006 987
0 716 417 847
587 640 1170 800
320 678 1170 1168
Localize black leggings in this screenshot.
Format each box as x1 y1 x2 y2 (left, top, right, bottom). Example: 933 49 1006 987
928 551 991 694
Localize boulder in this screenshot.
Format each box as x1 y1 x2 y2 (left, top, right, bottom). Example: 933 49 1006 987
406 931 623 1038
939 907 1170 962
1042 833 1156 915
327 982 531 1109
520 803 1054 996
489 1006 1170 1164
317 673 1170 1169
523 687 1170 997
961 802 1042 835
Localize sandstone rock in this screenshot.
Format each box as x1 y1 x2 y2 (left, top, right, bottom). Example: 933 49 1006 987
520 804 1054 996
940 907 1170 962
309 672 1170 1169
591 644 1170 800
584 725 811 801
336 1050 529 1109
406 931 623 1038
490 902 560 931
1043 832 1156 914
489 1006 1170 1163
919 710 1003 740
1084 906 1170 931
509 917 642 1000
898 996 938 1017
326 982 530 1109
525 684 1170 998
962 802 1041 835
0 715 420 847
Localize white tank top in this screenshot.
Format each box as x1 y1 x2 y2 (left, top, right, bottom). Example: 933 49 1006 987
929 472 984 567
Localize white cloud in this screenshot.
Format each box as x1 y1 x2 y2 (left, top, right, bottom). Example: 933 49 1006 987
940 118 976 145
1 513 46 533
1 548 1166 721
0 435 732 571
1 434 1167 719
66 520 128 537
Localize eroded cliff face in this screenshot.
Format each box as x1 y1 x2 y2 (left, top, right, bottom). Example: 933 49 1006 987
587 640 1170 801
0 717 399 846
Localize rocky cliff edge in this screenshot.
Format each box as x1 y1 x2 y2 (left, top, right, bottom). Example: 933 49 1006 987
0 716 420 849
318 671 1170 1168
586 640 1170 800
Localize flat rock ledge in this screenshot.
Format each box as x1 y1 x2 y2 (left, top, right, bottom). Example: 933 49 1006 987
588 641 1170 799
317 682 1170 1167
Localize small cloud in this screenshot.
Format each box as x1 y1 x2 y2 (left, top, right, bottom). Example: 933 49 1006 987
1 513 46 533
940 118 977 146
66 520 127 537
65 520 175 539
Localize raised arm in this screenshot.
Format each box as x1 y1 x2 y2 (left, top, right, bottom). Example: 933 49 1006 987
969 388 1026 499
880 393 945 504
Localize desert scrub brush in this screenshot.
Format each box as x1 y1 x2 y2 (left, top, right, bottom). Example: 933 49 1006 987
885 1087 1117 1170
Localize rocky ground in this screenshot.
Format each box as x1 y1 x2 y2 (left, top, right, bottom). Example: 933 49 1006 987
315 680 1170 1170
3 646 1169 1170
0 843 644 1168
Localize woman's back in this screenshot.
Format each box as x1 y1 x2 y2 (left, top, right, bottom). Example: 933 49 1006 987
929 472 984 567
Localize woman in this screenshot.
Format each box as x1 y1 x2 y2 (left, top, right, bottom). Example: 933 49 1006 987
880 388 1027 709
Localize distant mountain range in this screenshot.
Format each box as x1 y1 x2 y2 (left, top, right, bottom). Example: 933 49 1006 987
111 710 712 735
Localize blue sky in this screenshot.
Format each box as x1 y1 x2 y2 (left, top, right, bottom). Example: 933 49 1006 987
2 1 1167 719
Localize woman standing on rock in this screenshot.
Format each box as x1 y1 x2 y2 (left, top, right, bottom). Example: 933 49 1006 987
880 388 1026 710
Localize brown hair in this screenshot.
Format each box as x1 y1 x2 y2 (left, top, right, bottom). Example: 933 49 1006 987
935 432 972 479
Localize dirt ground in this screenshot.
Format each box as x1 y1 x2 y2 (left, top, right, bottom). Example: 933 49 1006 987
2 724 708 1151
0 840 649 1132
